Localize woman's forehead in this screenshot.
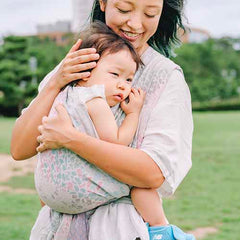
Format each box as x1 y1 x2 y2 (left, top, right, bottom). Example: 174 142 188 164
108 0 163 7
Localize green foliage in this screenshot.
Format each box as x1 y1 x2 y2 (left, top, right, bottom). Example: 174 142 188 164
192 97 240 111
174 38 240 104
1 35 240 115
0 35 72 116
0 36 34 116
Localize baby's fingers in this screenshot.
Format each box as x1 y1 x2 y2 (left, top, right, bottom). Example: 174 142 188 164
138 88 146 99
131 88 139 95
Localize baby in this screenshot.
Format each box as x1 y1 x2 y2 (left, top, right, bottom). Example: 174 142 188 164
35 22 143 214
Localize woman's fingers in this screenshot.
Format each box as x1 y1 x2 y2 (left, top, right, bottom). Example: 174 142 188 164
68 61 97 73
37 135 42 143
67 72 91 81
36 143 47 152
38 125 44 134
69 53 99 66
68 48 98 59
55 104 72 124
68 39 82 54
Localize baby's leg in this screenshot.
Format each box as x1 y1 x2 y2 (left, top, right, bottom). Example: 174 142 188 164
131 187 168 226
131 187 196 240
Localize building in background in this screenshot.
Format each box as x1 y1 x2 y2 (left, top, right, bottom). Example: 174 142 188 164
72 0 94 32
180 27 211 43
37 21 71 34
36 21 72 45
35 0 94 45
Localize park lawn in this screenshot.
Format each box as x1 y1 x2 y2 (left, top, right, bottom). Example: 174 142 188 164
0 112 240 239
0 193 40 240
0 117 15 154
0 174 35 190
164 111 240 239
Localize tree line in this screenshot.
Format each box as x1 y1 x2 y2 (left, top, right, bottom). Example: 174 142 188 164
0 35 240 116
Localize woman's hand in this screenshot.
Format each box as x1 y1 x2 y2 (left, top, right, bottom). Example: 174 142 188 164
121 88 146 115
50 39 100 90
36 105 75 152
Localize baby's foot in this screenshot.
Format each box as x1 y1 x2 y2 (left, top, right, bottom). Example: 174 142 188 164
148 224 196 240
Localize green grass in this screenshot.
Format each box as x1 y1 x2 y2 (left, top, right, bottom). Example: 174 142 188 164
0 193 40 240
0 112 240 239
0 117 15 153
0 174 35 189
164 111 240 239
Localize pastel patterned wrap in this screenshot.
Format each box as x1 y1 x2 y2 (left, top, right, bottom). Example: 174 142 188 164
35 85 130 214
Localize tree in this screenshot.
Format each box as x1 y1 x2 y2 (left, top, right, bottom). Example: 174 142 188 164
0 36 36 116
0 35 71 116
174 38 240 103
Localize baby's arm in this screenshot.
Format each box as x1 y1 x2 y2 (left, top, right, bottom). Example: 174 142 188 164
87 88 145 146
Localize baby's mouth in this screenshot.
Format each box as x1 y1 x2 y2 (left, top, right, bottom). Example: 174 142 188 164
114 93 124 101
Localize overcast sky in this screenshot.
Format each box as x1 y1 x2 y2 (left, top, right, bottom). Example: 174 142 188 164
0 0 240 38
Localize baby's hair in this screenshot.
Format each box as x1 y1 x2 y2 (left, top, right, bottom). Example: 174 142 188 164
78 21 142 70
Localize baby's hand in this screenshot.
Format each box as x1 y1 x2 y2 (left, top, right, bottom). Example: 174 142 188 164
121 88 145 115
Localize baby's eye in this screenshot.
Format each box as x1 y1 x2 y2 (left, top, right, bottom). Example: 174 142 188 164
110 72 119 77
126 78 133 83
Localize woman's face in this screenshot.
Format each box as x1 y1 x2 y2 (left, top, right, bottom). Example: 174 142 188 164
100 0 163 55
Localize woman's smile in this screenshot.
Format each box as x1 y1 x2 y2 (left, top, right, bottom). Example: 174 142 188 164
120 29 143 42
100 0 163 55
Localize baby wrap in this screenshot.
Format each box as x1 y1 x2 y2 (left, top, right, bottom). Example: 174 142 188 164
35 85 130 214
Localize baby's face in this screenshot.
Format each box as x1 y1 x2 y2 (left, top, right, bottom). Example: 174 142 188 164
86 49 137 106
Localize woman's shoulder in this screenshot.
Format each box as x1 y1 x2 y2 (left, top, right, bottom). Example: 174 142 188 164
142 47 182 74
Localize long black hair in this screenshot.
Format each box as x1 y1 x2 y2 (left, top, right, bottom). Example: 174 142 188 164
90 0 186 58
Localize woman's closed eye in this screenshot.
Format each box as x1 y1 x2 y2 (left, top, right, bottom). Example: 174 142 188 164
117 8 130 14
145 13 157 18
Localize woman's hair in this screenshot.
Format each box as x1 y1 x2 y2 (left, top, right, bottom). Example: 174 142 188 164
90 0 186 57
78 21 141 69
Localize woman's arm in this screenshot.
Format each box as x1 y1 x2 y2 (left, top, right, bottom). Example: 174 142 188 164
11 40 100 160
36 105 164 188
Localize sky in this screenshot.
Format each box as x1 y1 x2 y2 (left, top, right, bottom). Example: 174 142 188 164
0 0 240 38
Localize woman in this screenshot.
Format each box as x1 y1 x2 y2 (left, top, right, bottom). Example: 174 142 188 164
11 0 193 239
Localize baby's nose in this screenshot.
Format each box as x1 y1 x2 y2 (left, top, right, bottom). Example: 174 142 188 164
117 81 126 90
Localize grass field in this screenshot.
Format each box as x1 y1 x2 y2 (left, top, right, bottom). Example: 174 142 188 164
0 117 15 153
0 112 240 239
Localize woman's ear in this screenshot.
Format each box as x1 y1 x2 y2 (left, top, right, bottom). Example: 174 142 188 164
99 0 106 12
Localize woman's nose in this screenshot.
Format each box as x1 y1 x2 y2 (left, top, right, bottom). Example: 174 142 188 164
127 12 143 31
